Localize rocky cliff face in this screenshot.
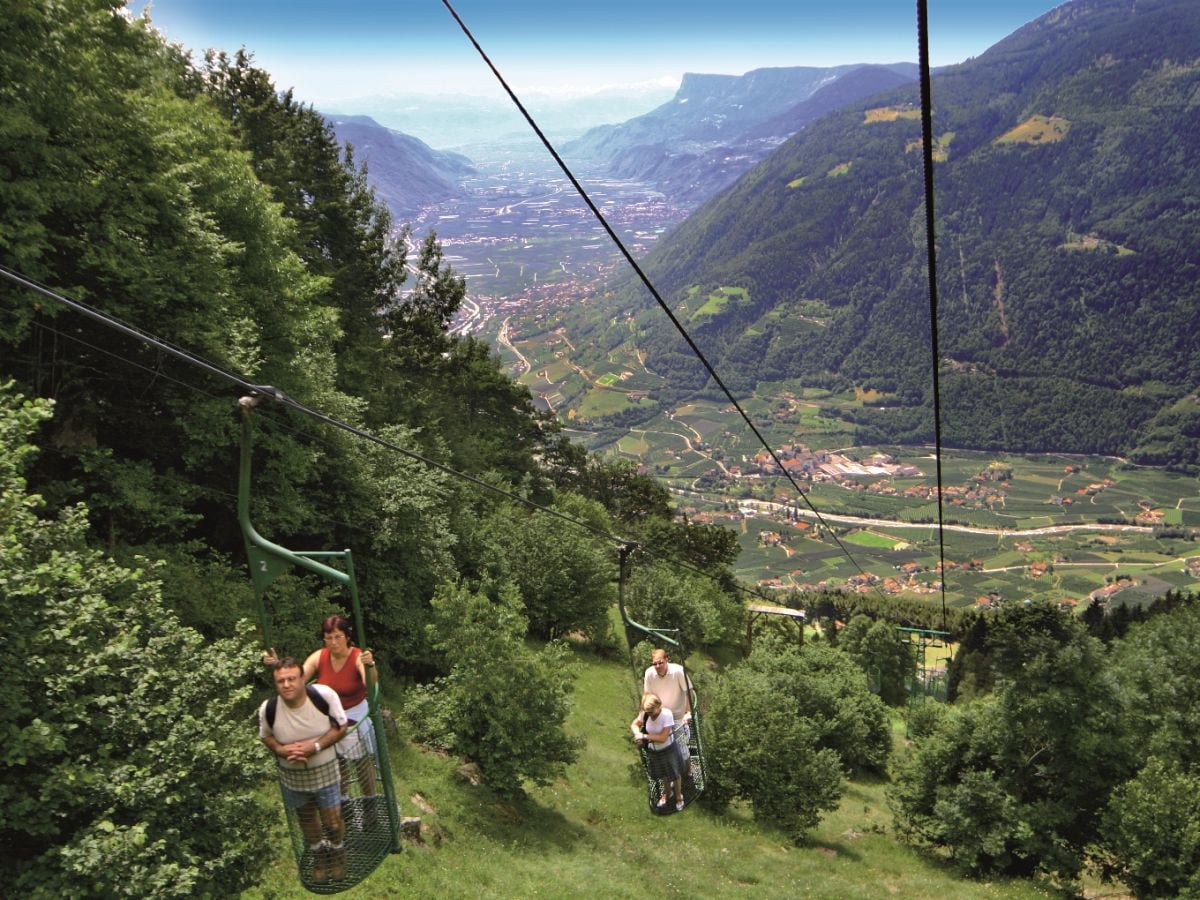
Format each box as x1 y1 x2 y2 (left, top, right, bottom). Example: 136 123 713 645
564 64 917 206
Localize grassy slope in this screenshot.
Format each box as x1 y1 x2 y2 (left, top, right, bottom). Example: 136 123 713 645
244 646 1063 900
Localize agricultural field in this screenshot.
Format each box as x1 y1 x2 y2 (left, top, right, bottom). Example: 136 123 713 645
687 285 749 321
485 304 1200 612
615 433 649 456
673 445 1200 609
602 412 1199 573
864 105 921 123
577 388 654 419
744 304 830 341
843 529 912 550
995 114 1071 144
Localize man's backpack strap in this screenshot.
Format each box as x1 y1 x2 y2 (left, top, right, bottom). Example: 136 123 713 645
307 684 333 722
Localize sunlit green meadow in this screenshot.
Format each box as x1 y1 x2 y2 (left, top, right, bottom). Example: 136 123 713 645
246 647 1067 899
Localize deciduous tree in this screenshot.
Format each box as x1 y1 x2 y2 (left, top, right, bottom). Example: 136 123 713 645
1094 602 1200 895
704 643 849 840
838 614 911 706
625 559 742 650
0 384 273 897
477 493 615 642
1097 758 1200 898
890 603 1131 882
400 582 583 793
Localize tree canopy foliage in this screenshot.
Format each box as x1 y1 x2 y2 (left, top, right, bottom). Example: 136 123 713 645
623 559 743 650
0 0 575 663
399 583 584 794
0 3 749 862
704 636 890 840
476 493 616 642
889 595 1200 892
704 668 845 841
1091 601 1200 896
838 614 911 706
0 384 273 896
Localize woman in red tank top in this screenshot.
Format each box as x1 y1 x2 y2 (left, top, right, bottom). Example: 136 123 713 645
315 638 368 710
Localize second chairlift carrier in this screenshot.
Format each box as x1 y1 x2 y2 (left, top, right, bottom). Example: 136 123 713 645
618 544 708 815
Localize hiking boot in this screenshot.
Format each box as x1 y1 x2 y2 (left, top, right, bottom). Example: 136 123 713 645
310 845 330 883
328 844 346 881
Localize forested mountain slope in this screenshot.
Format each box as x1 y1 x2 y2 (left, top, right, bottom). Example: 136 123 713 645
585 0 1200 467
327 114 474 219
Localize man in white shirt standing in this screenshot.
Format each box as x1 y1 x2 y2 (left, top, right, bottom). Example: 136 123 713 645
260 657 349 883
643 648 692 760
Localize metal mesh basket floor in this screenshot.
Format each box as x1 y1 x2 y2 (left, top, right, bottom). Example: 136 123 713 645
294 796 394 894
278 752 397 894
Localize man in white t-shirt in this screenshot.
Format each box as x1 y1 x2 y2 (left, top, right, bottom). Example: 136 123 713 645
643 648 692 760
259 658 349 883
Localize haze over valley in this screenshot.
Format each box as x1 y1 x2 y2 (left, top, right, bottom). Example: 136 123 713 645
408 138 688 328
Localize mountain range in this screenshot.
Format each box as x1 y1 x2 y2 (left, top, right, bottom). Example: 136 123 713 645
570 0 1200 468
565 64 918 205
326 115 476 219
329 64 923 225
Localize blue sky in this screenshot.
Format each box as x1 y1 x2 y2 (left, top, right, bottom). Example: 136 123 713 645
135 0 1070 102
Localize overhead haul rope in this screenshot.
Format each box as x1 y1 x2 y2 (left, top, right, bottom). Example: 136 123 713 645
23 317 418 538
0 263 784 606
0 264 617 540
916 0 950 629
441 0 878 588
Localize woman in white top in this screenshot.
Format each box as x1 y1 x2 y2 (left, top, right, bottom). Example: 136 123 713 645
631 692 685 810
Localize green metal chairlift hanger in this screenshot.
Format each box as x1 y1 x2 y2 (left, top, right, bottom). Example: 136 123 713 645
238 395 401 894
